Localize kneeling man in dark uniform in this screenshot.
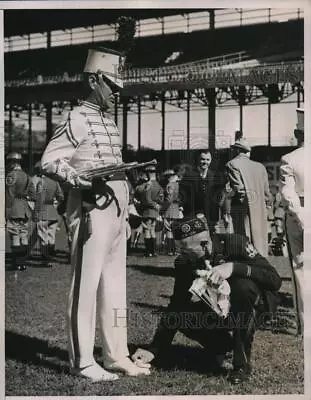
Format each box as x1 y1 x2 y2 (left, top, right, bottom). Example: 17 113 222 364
132 215 281 384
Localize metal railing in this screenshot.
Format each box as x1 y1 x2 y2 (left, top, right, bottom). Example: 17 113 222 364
4 8 303 53
5 59 304 92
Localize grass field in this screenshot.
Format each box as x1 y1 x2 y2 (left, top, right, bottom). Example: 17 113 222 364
5 224 304 396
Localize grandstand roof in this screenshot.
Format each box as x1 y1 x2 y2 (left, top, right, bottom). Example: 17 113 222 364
4 9 204 37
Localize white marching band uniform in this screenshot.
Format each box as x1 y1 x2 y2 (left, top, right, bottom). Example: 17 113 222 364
41 100 131 369
279 108 304 333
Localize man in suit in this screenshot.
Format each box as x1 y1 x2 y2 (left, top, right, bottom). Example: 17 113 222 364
135 164 164 257
279 108 304 334
131 215 281 384
32 161 64 267
5 152 36 271
226 139 271 257
179 150 218 233
41 47 150 381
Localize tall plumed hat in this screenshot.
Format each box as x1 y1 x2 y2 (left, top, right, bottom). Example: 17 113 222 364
84 47 125 88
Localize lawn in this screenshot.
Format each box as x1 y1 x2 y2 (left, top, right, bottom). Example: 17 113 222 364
5 225 304 396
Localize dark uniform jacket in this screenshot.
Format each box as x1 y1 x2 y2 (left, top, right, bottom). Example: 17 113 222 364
32 175 64 222
148 233 282 355
179 167 218 225
5 168 36 220
135 179 164 219
161 180 180 219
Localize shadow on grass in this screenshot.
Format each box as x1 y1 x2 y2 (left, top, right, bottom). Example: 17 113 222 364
128 264 175 277
131 301 167 312
151 344 228 375
5 331 69 373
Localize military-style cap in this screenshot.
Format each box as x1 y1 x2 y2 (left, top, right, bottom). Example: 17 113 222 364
230 138 251 153
163 169 176 176
145 165 157 172
6 152 22 160
84 47 125 88
34 161 42 170
172 215 208 240
296 108 304 131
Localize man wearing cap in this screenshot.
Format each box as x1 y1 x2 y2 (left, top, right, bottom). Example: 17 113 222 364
161 169 181 255
134 164 163 257
279 108 304 334
31 161 64 267
131 215 281 384
5 152 36 271
41 48 150 381
226 138 271 256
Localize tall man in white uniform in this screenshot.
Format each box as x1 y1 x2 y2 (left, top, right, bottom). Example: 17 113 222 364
41 48 151 381
279 108 304 334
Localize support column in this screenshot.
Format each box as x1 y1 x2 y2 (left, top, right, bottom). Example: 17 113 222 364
239 103 243 133
187 90 191 150
122 96 128 150
268 97 271 147
114 94 118 125
206 88 216 154
297 84 301 108
161 92 165 151
28 104 33 174
46 102 53 145
138 96 141 151
8 104 13 153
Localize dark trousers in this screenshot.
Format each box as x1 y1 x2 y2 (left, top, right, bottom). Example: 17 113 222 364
152 277 261 369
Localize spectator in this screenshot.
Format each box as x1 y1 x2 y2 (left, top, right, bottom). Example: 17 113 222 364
226 139 271 256
179 150 218 233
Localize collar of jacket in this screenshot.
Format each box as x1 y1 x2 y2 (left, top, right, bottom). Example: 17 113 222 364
82 100 108 115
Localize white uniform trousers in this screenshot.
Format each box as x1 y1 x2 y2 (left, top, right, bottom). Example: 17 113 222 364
285 213 304 333
67 181 129 369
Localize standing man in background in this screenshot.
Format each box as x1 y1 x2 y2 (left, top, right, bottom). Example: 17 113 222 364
41 47 150 381
226 138 271 257
5 152 36 271
179 150 218 233
279 108 304 334
31 161 64 267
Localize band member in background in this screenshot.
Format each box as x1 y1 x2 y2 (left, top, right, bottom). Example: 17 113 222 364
41 47 150 382
132 216 281 384
31 161 64 267
135 164 164 257
279 108 304 335
226 139 271 257
161 169 181 255
5 152 36 271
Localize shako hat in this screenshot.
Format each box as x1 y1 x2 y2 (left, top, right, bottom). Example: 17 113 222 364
84 47 125 88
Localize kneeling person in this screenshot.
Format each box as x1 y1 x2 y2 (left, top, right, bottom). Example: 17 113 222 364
132 215 281 384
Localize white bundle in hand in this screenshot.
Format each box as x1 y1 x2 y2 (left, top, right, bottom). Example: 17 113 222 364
189 271 231 318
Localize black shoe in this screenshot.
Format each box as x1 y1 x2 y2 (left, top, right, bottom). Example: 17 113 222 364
144 253 153 258
228 365 251 384
17 264 27 271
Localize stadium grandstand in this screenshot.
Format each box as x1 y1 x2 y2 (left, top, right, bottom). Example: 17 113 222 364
4 8 304 174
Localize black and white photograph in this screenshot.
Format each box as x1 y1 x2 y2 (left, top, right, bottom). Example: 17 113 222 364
2 2 308 397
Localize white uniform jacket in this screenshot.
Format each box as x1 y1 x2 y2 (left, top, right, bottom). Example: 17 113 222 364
279 146 304 229
41 101 123 185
